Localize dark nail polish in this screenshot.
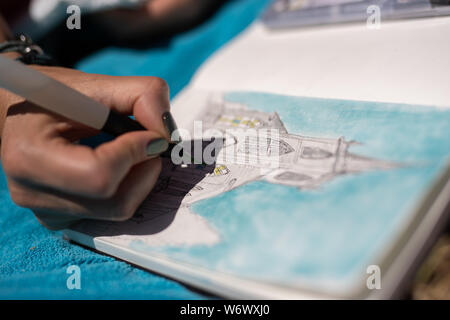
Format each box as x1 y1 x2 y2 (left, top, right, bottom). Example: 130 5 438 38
162 111 181 142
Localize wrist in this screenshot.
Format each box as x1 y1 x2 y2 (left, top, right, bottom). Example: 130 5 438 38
1 52 21 59
0 34 57 66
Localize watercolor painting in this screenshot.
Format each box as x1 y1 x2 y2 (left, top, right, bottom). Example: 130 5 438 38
71 91 450 293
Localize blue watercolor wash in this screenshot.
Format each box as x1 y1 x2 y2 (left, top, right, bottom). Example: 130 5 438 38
131 92 450 288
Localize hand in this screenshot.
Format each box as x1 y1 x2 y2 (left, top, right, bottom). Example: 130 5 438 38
0 65 171 230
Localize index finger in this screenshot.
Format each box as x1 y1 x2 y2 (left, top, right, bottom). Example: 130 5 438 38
91 76 172 140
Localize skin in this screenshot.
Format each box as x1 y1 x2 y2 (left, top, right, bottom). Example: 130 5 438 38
0 66 171 230
0 1 206 230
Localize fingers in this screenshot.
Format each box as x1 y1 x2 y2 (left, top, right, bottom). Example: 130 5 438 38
111 157 162 221
1 70 174 228
91 131 168 197
30 67 172 139
33 211 81 231
9 158 162 229
2 127 168 198
89 75 171 140
133 81 171 140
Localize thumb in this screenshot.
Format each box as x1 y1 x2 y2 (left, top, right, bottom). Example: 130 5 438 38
91 130 168 196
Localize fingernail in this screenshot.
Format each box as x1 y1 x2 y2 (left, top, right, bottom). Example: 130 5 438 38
147 138 169 157
162 111 181 142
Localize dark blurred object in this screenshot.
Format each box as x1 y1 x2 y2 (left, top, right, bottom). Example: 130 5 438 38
411 231 450 299
263 0 450 30
37 0 227 67
0 1 30 25
0 33 56 65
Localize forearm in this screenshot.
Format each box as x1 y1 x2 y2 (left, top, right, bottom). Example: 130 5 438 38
0 13 21 140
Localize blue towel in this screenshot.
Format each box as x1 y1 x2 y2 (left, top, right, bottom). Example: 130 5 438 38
0 0 270 299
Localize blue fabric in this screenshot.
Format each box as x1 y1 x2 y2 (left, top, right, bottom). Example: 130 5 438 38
0 0 270 299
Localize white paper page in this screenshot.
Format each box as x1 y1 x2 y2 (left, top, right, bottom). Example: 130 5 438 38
185 17 450 108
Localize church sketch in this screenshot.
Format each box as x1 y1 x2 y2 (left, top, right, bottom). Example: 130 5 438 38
72 95 398 247
131 97 397 224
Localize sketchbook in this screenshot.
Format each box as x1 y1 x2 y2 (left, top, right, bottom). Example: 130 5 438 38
64 19 450 299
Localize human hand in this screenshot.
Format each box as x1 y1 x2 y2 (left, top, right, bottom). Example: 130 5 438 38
0 65 171 230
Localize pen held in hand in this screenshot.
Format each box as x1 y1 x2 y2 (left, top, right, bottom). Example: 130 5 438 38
0 55 181 147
